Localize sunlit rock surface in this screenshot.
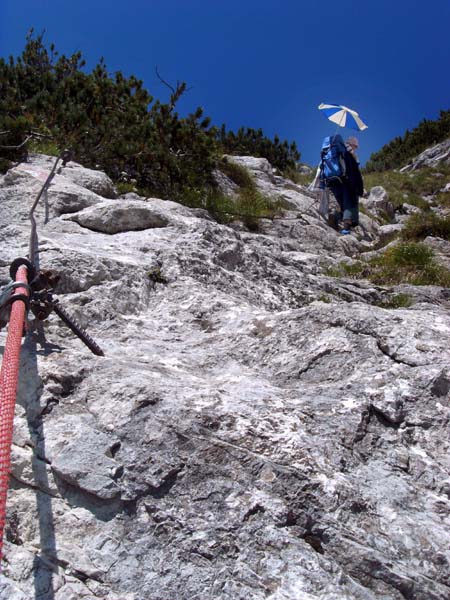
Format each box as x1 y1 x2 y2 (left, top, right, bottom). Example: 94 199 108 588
400 137 450 171
1 154 450 600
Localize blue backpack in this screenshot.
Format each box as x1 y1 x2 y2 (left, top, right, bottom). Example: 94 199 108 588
320 134 347 184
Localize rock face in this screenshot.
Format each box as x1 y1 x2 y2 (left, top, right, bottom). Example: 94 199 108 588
1 154 450 600
400 137 450 171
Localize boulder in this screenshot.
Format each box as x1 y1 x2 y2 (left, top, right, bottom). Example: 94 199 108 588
378 223 404 244
59 161 117 198
223 155 276 196
401 202 422 215
66 200 170 233
297 164 313 175
362 186 395 219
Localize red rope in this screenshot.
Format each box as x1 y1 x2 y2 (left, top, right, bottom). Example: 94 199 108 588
0 265 29 564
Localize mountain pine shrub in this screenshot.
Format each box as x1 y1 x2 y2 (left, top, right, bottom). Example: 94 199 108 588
0 32 301 207
365 110 450 172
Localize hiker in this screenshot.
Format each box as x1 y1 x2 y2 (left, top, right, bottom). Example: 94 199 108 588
327 136 364 234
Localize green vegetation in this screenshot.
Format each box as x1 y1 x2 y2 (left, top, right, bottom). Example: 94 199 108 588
282 166 314 186
177 154 286 229
219 157 256 189
147 266 168 284
326 242 450 288
216 125 300 172
116 181 140 195
233 188 286 230
363 166 450 210
0 31 300 217
365 109 450 172
376 293 413 309
435 190 450 207
370 243 450 286
317 294 332 303
325 261 367 279
401 212 450 242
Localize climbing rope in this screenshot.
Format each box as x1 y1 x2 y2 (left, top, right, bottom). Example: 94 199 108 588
0 152 104 565
0 261 31 563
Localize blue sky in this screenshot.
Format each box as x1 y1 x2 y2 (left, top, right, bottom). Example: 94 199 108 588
1 0 449 166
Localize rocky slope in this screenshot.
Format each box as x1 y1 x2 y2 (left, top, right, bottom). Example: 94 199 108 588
0 154 450 600
400 138 450 172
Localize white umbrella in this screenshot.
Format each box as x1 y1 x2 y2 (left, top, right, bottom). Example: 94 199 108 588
318 103 368 131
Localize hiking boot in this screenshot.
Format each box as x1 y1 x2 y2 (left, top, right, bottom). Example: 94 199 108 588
340 219 352 235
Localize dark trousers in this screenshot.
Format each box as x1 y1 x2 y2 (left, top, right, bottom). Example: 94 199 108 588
329 181 359 227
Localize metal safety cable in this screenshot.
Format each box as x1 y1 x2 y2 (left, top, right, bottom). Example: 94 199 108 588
29 149 72 269
0 264 30 564
0 150 103 566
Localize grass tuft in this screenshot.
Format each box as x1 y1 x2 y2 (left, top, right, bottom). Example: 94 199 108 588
363 166 450 210
326 242 450 287
377 293 413 309
220 158 256 189
401 212 450 241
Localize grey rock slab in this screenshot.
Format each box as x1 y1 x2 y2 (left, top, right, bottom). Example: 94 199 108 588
58 160 117 198
2 154 450 599
0 574 31 600
42 415 122 499
400 137 450 171
378 223 404 239
66 200 171 234
212 168 240 197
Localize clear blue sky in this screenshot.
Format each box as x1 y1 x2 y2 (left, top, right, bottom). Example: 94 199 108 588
1 0 449 166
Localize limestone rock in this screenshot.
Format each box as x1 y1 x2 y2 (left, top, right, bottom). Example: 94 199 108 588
60 161 117 198
223 155 276 195
401 202 422 215
401 137 450 171
1 153 450 600
362 186 395 219
378 223 405 244
66 200 170 234
212 168 239 197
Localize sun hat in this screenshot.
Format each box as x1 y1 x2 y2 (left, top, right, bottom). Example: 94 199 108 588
346 136 359 148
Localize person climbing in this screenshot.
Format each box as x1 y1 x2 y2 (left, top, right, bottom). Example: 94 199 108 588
326 136 364 234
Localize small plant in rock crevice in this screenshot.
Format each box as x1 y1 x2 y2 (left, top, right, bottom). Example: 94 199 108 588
317 294 332 303
147 266 168 284
219 158 256 189
376 293 413 309
281 166 314 187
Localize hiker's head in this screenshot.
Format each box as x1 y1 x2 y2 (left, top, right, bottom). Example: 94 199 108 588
346 136 359 150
